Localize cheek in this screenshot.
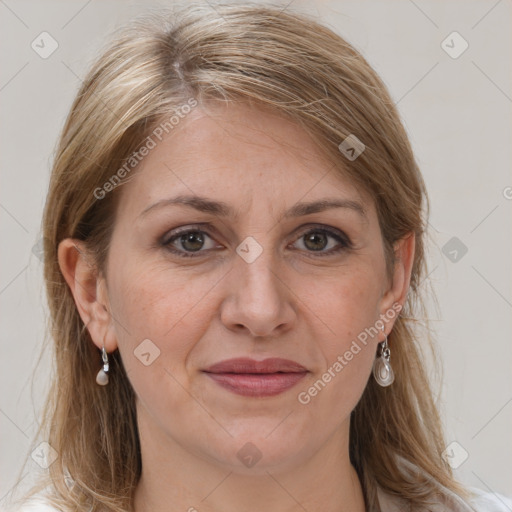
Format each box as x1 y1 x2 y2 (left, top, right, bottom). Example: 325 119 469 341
296 274 380 418
296 267 382 405
297 344 375 428
109 238 216 325
106 258 221 380
309 266 383 349
106 263 221 427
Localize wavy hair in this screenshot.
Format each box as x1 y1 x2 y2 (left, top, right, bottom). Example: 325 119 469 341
13 2 472 511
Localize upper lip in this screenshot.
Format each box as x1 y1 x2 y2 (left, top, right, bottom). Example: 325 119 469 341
203 358 308 374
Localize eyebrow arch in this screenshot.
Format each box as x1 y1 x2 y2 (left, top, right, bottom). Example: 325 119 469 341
138 194 367 221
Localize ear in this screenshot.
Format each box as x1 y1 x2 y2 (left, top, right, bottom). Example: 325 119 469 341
57 238 118 353
379 232 415 335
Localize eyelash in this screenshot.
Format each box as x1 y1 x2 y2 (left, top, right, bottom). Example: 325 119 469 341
161 224 353 259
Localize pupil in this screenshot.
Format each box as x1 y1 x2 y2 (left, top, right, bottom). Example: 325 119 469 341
182 232 204 251
305 232 326 251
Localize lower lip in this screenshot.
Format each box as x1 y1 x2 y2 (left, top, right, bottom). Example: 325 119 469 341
204 372 307 397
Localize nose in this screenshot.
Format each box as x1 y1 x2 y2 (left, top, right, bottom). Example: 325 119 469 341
219 245 297 338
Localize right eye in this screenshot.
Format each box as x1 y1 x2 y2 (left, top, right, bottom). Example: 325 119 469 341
162 227 221 258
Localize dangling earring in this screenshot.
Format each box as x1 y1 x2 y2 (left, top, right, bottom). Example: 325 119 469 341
96 345 109 386
372 326 394 387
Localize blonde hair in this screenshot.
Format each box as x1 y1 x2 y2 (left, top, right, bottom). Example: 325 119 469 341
15 2 473 511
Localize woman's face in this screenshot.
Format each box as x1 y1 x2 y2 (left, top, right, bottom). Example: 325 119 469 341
98 102 407 473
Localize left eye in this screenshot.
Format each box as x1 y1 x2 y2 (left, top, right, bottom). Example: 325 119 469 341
162 226 351 258
291 228 350 254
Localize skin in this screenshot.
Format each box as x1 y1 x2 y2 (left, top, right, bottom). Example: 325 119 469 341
59 102 415 512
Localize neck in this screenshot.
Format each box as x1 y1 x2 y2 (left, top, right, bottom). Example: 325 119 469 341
132 408 366 512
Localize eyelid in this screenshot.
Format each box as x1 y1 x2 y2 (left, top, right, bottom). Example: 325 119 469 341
160 223 215 245
161 223 353 257
291 223 353 248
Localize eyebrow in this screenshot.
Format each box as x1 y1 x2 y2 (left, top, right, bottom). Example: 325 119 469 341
138 194 367 222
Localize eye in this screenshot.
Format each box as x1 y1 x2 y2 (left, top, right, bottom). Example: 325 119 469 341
161 224 352 258
290 226 352 256
162 227 219 258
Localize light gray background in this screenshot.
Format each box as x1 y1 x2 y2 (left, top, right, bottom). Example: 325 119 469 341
1 0 511 504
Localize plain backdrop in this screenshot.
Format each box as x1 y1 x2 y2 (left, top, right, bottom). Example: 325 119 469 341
1 0 511 504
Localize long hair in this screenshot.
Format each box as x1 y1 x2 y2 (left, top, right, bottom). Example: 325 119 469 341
14 3 472 510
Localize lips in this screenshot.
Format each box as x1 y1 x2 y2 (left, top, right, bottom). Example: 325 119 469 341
203 358 308 397
204 357 307 374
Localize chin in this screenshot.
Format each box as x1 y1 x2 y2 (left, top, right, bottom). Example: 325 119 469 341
197 428 312 474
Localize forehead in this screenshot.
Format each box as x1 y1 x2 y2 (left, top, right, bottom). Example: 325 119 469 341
116 102 374 221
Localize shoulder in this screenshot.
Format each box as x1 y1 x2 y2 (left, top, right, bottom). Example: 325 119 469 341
466 487 512 512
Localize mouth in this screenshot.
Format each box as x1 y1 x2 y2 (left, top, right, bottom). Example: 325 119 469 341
202 357 309 397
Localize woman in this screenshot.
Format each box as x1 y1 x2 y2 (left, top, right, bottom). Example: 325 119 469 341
7 2 511 511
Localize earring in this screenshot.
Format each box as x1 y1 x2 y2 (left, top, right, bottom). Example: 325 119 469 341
96 345 109 386
372 326 394 387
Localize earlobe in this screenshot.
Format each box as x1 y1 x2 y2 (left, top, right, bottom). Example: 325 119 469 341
57 238 117 352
